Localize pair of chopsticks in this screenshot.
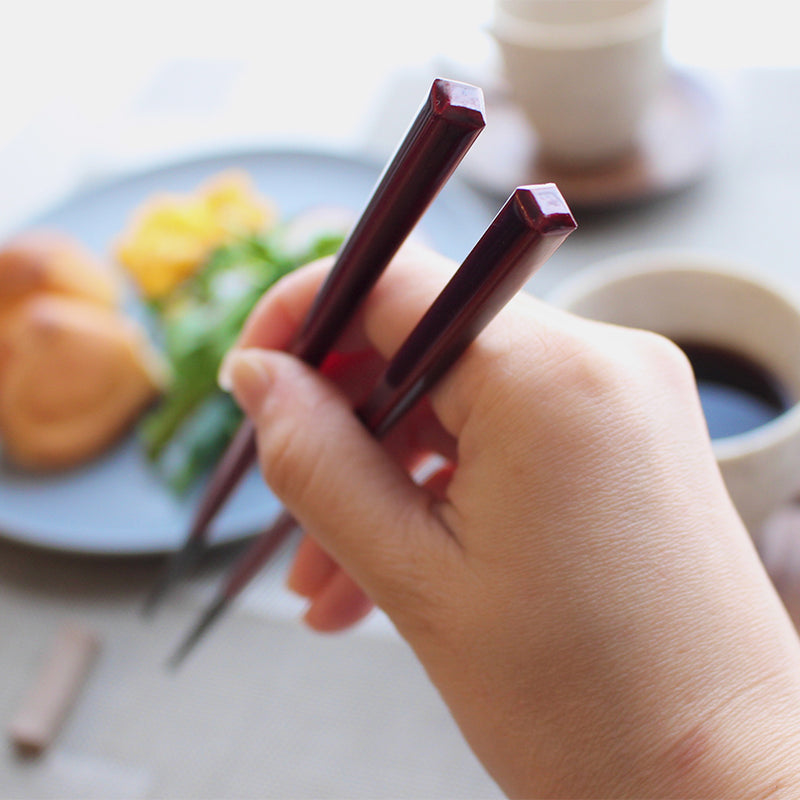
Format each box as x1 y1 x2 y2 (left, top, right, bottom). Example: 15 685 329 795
146 78 578 666
144 77 487 617
169 183 576 666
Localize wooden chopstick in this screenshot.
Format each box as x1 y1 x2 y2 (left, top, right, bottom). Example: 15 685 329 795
143 78 486 615
167 184 577 667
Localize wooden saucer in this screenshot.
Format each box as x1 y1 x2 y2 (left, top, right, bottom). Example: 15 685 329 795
460 70 719 212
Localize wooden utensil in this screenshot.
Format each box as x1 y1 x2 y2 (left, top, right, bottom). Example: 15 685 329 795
168 183 577 667
143 78 486 615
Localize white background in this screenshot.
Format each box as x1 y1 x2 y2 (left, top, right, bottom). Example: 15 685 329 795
1 0 796 160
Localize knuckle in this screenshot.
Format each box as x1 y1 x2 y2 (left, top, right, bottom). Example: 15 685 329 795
633 329 695 388
556 324 695 399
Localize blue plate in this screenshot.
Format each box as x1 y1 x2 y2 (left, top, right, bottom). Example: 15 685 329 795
0 148 491 554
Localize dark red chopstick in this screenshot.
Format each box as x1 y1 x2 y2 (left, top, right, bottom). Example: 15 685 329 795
167 184 577 667
143 78 485 615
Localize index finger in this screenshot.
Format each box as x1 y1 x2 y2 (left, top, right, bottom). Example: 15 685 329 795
234 240 568 438
236 256 335 352
236 240 461 357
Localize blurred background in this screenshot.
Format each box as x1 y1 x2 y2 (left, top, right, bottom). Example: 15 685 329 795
1 0 798 235
2 1 800 798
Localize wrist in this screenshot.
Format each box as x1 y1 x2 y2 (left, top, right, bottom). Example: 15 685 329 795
646 667 800 798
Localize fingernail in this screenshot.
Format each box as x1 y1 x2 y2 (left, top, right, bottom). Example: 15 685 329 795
217 348 240 391
219 349 273 415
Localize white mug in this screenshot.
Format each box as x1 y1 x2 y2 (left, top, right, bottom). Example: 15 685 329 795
549 250 800 536
490 0 667 166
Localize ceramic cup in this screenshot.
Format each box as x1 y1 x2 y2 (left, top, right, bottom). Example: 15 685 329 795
549 250 800 536
490 0 667 166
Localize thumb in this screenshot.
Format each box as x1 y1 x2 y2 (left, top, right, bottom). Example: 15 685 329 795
219 347 457 622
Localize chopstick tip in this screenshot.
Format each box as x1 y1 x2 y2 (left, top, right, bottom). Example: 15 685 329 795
142 537 207 619
165 595 229 671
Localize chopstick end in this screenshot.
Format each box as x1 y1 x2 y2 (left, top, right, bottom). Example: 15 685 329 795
513 184 578 235
430 78 486 131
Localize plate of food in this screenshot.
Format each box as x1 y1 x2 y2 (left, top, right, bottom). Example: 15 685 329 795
0 148 490 554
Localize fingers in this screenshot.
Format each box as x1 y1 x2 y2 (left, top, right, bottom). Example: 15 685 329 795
233 241 457 358
288 536 375 633
288 536 338 598
288 531 375 632
232 239 570 443
231 247 460 462
288 460 455 632
379 397 458 469
223 346 461 625
235 258 333 351
302 570 374 633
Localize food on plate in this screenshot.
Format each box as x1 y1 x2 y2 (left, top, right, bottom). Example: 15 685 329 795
0 231 164 471
0 295 165 470
0 230 118 318
0 169 351 483
0 231 121 380
116 171 276 299
139 208 349 492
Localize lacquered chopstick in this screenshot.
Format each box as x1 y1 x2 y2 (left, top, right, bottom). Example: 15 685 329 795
143 78 486 615
167 184 577 667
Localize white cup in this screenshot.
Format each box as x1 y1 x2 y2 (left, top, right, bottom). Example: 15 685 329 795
490 0 667 166
549 250 800 536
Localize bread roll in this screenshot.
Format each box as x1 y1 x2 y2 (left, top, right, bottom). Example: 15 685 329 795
0 295 164 470
0 230 118 311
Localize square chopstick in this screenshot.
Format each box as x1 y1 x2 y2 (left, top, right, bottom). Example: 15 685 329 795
168 184 576 667
143 78 485 615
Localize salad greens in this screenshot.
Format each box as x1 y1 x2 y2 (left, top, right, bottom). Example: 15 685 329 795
140 216 346 493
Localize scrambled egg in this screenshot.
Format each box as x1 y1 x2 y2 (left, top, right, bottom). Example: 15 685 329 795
116 171 275 299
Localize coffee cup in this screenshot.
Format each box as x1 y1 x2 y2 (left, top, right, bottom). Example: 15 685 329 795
490 0 667 166
549 250 800 536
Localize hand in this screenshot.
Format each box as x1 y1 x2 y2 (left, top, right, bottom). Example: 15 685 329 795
221 244 800 797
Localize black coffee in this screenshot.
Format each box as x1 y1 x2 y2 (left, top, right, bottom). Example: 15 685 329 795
676 341 792 439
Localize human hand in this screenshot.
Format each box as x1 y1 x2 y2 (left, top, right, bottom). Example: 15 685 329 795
221 244 800 797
